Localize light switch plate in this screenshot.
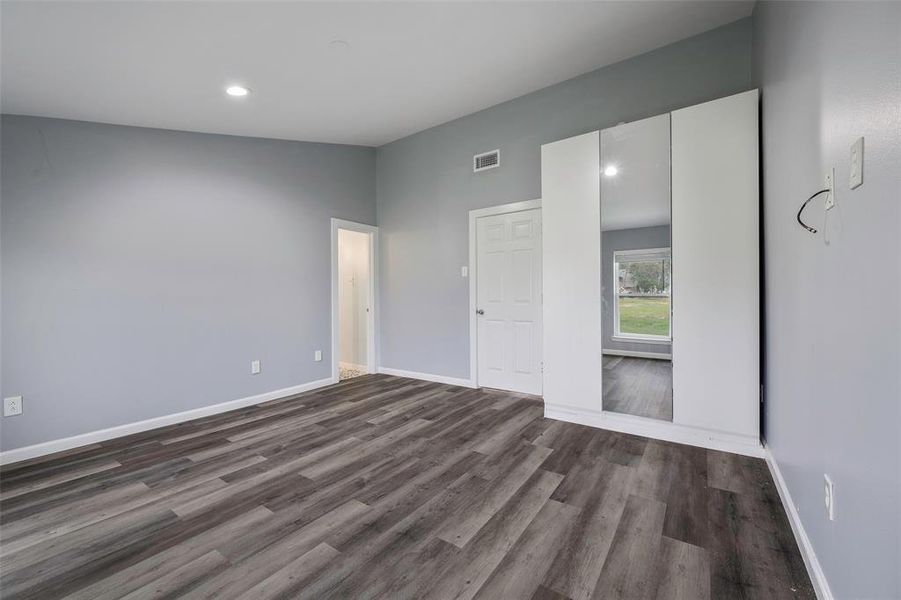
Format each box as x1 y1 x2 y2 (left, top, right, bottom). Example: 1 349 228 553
314 350 322 362
461 266 468 278
850 137 863 189
4 396 23 417
251 360 261 375
824 474 836 521
824 168 835 210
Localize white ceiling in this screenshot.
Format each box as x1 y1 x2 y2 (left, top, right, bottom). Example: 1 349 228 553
0 1 753 147
601 113 671 232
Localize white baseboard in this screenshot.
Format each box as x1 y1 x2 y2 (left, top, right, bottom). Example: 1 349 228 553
603 348 672 360
378 367 476 389
764 444 833 600
544 402 763 458
0 377 337 466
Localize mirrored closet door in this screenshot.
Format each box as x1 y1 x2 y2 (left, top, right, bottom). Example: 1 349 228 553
542 90 758 449
600 114 673 421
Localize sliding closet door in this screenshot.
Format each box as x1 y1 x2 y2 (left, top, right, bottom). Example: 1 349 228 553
541 131 602 415
671 90 759 438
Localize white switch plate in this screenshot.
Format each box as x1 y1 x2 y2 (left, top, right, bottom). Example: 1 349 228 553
251 360 261 375
461 266 468 278
314 350 322 362
3 396 23 417
824 474 835 521
850 137 863 189
824 168 835 210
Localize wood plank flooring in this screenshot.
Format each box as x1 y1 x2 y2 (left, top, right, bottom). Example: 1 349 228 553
0 374 814 600
603 355 674 421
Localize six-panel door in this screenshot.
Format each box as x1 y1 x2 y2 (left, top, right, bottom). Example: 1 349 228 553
476 209 542 395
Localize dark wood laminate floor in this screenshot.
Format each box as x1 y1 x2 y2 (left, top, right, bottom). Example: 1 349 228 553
0 374 813 600
603 355 674 422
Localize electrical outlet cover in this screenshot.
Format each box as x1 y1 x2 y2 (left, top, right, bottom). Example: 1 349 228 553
825 168 835 210
824 474 835 521
4 396 23 417
850 137 863 189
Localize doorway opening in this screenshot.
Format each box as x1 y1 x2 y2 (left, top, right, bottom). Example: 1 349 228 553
331 219 378 383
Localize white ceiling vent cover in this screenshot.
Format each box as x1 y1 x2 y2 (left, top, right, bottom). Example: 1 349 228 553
473 149 500 173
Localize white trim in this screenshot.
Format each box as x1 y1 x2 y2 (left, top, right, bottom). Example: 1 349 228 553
764 444 834 600
0 377 336 466
331 219 379 382
378 367 477 389
545 402 763 458
468 199 542 390
603 348 672 360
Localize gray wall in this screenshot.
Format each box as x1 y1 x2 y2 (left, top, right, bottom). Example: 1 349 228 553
1 116 375 451
376 19 753 379
754 3 901 598
601 226 671 354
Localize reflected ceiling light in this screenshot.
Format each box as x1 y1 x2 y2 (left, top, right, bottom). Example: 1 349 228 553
226 85 251 97
603 165 619 177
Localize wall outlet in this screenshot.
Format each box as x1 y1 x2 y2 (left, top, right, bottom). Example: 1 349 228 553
4 396 23 417
824 167 835 210
251 360 261 375
824 474 835 521
314 350 322 362
850 137 864 189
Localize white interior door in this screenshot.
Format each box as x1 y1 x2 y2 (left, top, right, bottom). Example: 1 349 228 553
476 209 542 394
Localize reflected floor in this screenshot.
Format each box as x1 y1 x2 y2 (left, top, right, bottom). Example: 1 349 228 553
603 355 673 421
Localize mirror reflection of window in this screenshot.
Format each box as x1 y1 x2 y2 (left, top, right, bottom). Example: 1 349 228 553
613 248 671 341
600 113 673 422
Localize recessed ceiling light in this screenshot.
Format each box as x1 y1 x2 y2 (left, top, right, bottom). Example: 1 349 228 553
604 165 619 177
329 40 350 50
226 85 250 97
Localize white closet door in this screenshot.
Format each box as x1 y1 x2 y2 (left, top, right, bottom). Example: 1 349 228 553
476 209 543 395
671 89 759 438
541 131 602 414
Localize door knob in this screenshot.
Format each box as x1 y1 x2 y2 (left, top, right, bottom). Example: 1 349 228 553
476 309 484 315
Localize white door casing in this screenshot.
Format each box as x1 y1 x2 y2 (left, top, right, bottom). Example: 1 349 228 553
330 218 379 383
476 209 542 395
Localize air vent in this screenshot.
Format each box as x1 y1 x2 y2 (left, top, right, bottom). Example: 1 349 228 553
473 149 500 173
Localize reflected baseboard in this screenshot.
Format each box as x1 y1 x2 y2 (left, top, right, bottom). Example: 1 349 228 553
602 348 671 360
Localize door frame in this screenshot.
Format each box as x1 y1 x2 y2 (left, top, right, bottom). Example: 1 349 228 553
468 199 543 390
331 218 379 383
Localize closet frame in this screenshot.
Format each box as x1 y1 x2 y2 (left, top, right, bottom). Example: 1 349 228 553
541 89 761 456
